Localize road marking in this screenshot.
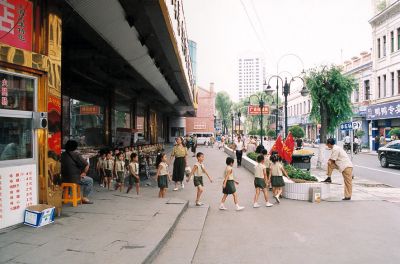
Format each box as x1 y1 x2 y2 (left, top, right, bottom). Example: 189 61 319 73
354 165 400 176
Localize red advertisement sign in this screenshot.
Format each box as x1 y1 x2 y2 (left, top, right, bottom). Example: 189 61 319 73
247 105 270 115
80 105 100 115
0 0 33 51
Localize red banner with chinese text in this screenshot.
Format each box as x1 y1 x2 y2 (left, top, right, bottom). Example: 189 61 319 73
0 0 33 51
247 105 270 115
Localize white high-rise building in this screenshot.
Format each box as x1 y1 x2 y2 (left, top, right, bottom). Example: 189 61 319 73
238 54 265 101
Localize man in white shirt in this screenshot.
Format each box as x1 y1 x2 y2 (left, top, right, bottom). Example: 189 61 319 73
233 136 245 167
322 138 353 200
344 135 351 144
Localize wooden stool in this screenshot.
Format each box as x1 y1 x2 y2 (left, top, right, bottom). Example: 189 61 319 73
61 183 82 207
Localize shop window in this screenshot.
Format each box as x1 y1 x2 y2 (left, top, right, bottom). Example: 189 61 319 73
0 72 34 111
69 99 104 146
0 117 33 161
171 127 184 137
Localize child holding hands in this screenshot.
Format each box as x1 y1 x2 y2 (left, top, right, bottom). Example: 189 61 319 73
187 152 213 206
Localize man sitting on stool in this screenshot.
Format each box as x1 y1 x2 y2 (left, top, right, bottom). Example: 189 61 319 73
322 138 353 201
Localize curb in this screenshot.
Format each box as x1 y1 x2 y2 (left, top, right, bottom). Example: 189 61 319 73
190 205 210 263
142 200 189 264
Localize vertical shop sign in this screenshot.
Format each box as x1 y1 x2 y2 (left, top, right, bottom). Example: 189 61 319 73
1 78 8 106
0 0 32 51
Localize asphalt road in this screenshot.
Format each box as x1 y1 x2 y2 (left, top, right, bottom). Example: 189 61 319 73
306 146 400 188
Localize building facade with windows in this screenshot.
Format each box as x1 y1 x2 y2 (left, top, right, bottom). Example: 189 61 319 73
369 0 400 150
186 83 216 135
341 52 373 147
237 54 265 101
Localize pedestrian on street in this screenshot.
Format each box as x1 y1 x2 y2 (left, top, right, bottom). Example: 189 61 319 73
127 152 140 195
191 135 198 157
61 140 94 204
114 152 125 192
253 154 274 208
170 137 188 191
155 153 171 198
322 138 353 200
233 136 244 167
262 149 272 190
187 152 213 206
219 157 244 211
104 151 114 190
269 153 288 204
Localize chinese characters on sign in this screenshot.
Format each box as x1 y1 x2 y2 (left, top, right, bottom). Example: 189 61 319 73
0 0 32 51
0 164 37 229
1 78 7 106
247 105 270 116
366 101 400 120
80 105 100 115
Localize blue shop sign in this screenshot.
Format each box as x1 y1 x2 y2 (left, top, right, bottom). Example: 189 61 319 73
366 101 400 120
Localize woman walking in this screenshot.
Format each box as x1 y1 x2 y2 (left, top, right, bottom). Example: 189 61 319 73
170 137 188 191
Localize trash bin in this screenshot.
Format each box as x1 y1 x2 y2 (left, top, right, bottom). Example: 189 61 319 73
309 187 321 203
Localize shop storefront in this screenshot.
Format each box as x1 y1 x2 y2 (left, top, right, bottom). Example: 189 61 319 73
0 0 63 229
367 101 400 150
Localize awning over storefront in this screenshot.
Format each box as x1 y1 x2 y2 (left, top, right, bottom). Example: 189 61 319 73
65 0 194 116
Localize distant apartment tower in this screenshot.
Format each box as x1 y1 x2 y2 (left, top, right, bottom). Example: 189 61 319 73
238 54 265 100
188 40 197 85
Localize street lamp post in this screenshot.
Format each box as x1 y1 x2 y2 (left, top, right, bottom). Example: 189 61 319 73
249 93 275 147
231 113 234 143
266 76 309 138
237 111 241 136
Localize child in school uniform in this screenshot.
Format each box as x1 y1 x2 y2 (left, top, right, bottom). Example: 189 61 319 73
127 152 140 195
253 154 274 208
262 149 272 190
187 152 213 206
104 152 114 190
269 154 289 203
155 153 171 198
219 157 244 211
114 152 125 192
96 151 106 187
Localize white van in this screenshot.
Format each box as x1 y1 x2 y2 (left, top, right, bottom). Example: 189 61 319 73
190 132 214 145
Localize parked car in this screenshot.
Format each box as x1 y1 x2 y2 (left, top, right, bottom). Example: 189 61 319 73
378 140 400 168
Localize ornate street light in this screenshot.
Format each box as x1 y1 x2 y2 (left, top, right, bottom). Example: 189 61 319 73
265 75 308 138
248 92 275 147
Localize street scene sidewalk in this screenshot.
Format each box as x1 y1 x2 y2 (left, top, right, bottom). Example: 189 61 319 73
1 145 400 264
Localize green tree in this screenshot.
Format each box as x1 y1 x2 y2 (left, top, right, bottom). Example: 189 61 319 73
389 128 400 139
289 125 305 138
248 130 257 135
306 66 355 144
267 129 276 138
215 92 233 134
256 128 266 136
355 130 365 138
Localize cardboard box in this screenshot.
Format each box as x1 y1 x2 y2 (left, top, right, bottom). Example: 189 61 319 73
24 204 55 228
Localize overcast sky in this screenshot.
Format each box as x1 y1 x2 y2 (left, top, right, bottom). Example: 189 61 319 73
184 0 373 101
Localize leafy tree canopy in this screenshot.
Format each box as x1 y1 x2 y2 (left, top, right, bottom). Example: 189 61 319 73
306 65 355 142
289 125 305 138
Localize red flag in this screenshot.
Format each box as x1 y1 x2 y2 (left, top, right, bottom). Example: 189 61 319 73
283 132 295 163
270 135 284 158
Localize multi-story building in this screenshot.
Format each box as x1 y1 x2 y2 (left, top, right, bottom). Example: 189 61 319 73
186 83 216 135
286 89 315 141
238 54 265 101
369 0 400 150
341 52 373 147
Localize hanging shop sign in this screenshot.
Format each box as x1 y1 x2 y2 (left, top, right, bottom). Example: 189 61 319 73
248 105 270 116
80 105 100 115
366 101 400 120
0 164 37 229
0 0 33 51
